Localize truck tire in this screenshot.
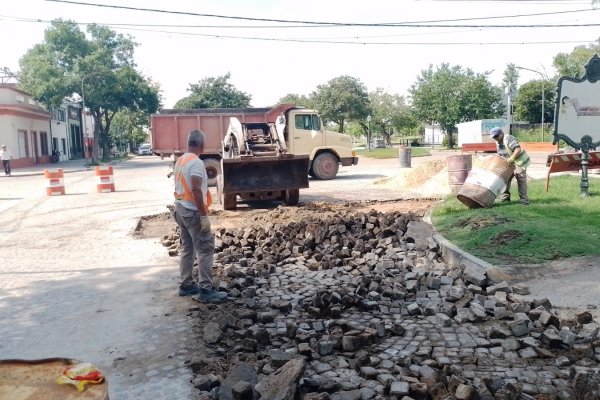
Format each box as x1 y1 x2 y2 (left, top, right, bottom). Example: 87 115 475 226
283 188 300 205
203 158 221 187
312 152 339 180
223 194 237 211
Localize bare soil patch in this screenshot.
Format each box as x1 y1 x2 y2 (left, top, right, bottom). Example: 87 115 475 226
135 199 438 238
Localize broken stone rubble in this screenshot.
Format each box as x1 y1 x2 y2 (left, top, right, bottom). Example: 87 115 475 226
163 207 600 399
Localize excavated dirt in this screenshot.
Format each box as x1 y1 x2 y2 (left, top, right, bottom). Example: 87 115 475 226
135 199 439 238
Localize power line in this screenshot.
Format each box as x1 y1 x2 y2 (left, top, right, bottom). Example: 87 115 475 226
6 14 600 29
44 0 599 27
3 14 598 45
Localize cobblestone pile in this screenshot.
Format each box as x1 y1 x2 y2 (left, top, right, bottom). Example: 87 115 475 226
164 208 600 400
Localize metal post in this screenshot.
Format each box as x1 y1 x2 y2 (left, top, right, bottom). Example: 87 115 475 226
541 80 545 142
81 77 87 158
367 115 371 151
580 150 590 197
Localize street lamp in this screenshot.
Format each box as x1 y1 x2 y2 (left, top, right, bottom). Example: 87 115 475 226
367 115 372 151
515 66 546 142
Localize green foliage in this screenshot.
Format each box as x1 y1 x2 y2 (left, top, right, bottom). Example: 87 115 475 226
409 64 503 149
311 75 370 133
110 110 149 152
174 73 251 109
514 80 555 124
553 38 600 78
369 88 419 146
277 93 313 109
502 63 519 98
432 176 600 264
18 19 161 161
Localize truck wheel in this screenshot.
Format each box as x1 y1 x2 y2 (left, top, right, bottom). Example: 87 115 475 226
283 189 300 205
312 152 339 180
203 158 221 187
223 194 237 211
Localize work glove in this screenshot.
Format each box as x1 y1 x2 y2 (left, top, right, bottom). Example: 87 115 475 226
199 216 211 234
507 157 515 166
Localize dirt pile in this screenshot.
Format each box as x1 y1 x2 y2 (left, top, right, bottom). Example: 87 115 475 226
374 159 451 197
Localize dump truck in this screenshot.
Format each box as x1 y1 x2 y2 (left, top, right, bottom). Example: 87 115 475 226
150 104 358 186
218 116 309 210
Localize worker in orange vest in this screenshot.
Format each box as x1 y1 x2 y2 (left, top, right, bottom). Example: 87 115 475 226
173 129 227 303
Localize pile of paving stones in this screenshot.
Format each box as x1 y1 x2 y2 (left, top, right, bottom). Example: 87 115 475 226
164 208 600 400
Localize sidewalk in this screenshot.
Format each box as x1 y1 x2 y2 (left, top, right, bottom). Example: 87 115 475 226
5 158 121 177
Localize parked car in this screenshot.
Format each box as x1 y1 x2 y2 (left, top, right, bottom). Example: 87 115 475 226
370 139 386 149
138 144 153 155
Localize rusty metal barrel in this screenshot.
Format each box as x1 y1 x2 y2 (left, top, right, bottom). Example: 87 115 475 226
446 154 472 194
398 147 412 168
457 155 515 208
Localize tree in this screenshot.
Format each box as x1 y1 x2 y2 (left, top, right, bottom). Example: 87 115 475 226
502 63 520 119
110 110 150 152
174 73 251 109
368 88 418 146
19 20 160 161
553 38 600 78
409 64 503 148
310 75 370 133
277 93 313 108
513 80 555 124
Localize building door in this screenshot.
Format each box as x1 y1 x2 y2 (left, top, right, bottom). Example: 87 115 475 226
32 131 39 163
17 130 28 158
70 124 83 159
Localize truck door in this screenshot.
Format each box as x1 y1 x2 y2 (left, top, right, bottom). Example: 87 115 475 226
288 112 323 156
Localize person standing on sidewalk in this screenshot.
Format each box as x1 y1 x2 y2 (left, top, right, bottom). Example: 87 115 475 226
172 129 227 303
490 127 531 205
1 145 13 176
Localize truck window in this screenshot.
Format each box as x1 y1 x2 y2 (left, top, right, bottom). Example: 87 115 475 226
295 114 320 131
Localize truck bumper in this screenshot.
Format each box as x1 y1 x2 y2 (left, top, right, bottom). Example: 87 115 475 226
341 157 359 166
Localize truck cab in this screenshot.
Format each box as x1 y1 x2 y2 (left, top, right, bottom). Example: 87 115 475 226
283 108 358 179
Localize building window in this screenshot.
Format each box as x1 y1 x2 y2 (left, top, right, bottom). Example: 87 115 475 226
40 132 49 155
53 137 59 152
52 108 66 122
61 138 67 156
17 130 28 158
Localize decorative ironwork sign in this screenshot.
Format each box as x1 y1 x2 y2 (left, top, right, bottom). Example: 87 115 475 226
553 54 600 196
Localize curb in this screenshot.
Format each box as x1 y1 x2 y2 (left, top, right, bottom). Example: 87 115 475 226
6 167 91 178
423 211 508 285
7 158 131 178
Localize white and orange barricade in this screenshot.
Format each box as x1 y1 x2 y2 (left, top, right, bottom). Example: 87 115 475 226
95 165 115 193
546 151 600 191
44 168 65 196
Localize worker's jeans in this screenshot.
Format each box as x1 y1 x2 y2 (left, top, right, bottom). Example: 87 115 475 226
2 160 10 175
174 203 214 290
501 165 528 202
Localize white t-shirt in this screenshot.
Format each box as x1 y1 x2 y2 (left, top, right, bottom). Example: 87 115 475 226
0 149 13 161
174 153 208 211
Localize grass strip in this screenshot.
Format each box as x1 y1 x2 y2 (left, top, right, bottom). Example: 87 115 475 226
431 175 600 265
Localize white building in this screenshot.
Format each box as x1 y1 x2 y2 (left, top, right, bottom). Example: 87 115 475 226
423 124 445 145
0 83 51 167
456 119 508 147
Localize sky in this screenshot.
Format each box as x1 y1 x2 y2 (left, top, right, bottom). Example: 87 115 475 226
1 0 599 108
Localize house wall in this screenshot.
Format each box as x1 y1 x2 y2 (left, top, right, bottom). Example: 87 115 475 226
0 84 52 167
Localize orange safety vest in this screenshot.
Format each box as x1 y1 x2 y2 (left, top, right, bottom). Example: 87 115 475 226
173 154 212 212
